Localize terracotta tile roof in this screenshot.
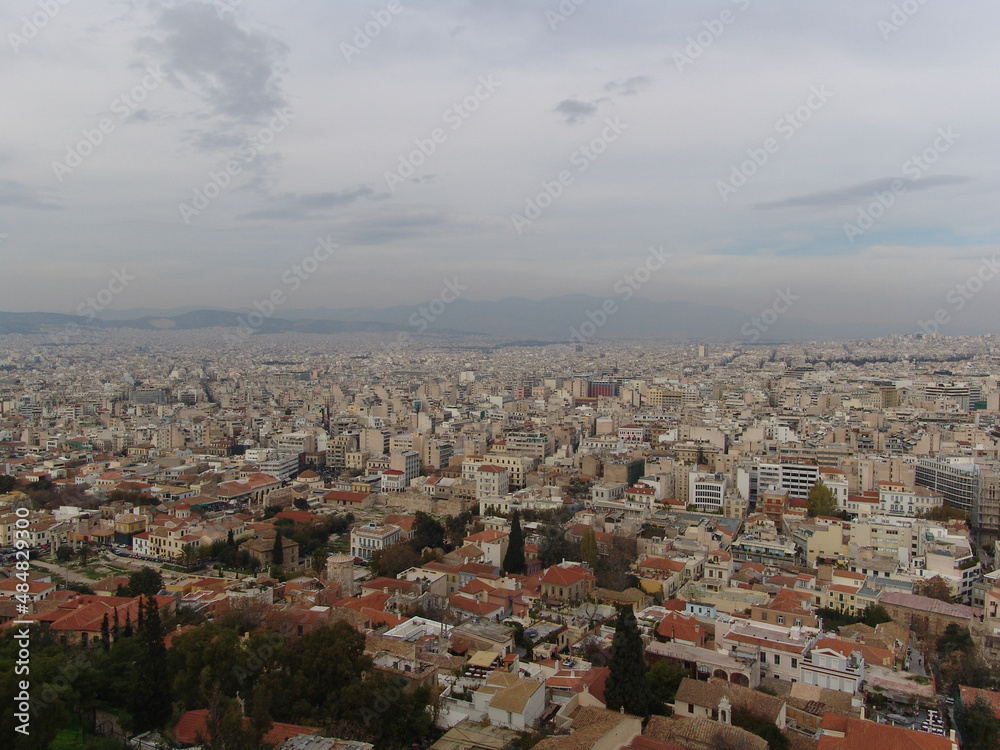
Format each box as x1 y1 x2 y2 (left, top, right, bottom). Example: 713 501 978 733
540 564 591 586
645 715 768 750
816 713 953 750
173 709 318 746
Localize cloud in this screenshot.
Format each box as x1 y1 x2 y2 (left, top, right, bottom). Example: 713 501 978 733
604 75 650 96
752 175 973 210
0 180 62 211
239 186 379 221
340 210 448 245
554 98 600 124
138 2 289 143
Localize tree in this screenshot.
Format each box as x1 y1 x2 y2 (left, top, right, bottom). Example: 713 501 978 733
272 530 284 566
120 567 164 598
807 480 838 517
311 550 326 577
293 497 310 511
503 510 526 575
409 512 445 553
862 604 892 627
129 595 170 732
957 695 1000 750
227 528 235 546
920 504 968 523
371 542 419 578
732 705 790 750
56 544 74 562
646 660 688 715
604 606 652 717
180 543 199 568
0 474 16 493
580 528 600 570
77 541 91 566
915 575 953 603
101 613 111 652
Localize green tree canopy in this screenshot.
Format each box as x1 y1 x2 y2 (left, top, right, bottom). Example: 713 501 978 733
957 694 1000 750
409 511 445 552
503 510 526 575
807 480 838 517
646 660 688 715
119 566 164 598
605 606 651 717
580 528 600 570
272 529 284 566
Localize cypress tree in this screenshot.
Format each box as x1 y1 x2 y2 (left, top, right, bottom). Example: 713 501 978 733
101 613 111 652
605 605 652 717
272 530 284 566
502 511 525 575
130 595 170 731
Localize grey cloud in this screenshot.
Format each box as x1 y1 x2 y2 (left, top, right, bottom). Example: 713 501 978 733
605 76 650 96
240 186 378 221
138 2 288 146
341 211 448 245
554 98 599 125
0 180 62 210
753 175 973 210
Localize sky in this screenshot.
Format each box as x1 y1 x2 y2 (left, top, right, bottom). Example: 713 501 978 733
2 0 1000 334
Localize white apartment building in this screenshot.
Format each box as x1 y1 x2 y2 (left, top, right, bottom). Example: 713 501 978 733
351 522 401 561
688 471 730 512
476 465 509 500
757 460 820 500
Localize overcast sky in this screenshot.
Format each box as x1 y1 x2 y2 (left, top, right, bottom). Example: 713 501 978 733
2 0 1000 333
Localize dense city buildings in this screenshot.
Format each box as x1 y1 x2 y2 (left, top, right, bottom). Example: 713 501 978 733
3 330 1000 748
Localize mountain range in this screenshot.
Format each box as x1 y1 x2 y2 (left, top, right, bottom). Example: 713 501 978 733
0 295 938 342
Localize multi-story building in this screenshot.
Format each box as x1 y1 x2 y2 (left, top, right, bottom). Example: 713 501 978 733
756 459 820 501
476 465 509 501
350 522 401 562
389 449 420 487
798 638 865 693
688 471 730 513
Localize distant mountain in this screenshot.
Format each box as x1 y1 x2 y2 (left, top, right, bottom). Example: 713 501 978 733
0 295 926 341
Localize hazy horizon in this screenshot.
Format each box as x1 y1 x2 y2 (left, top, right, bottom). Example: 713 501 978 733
3 0 1000 336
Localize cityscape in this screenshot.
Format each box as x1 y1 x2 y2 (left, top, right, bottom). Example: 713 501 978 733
4 2 1000 750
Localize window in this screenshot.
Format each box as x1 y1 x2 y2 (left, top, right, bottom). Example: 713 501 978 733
791 658 797 668
777 615 785 625
761 612 768 621
688 704 694 714
774 654 781 666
